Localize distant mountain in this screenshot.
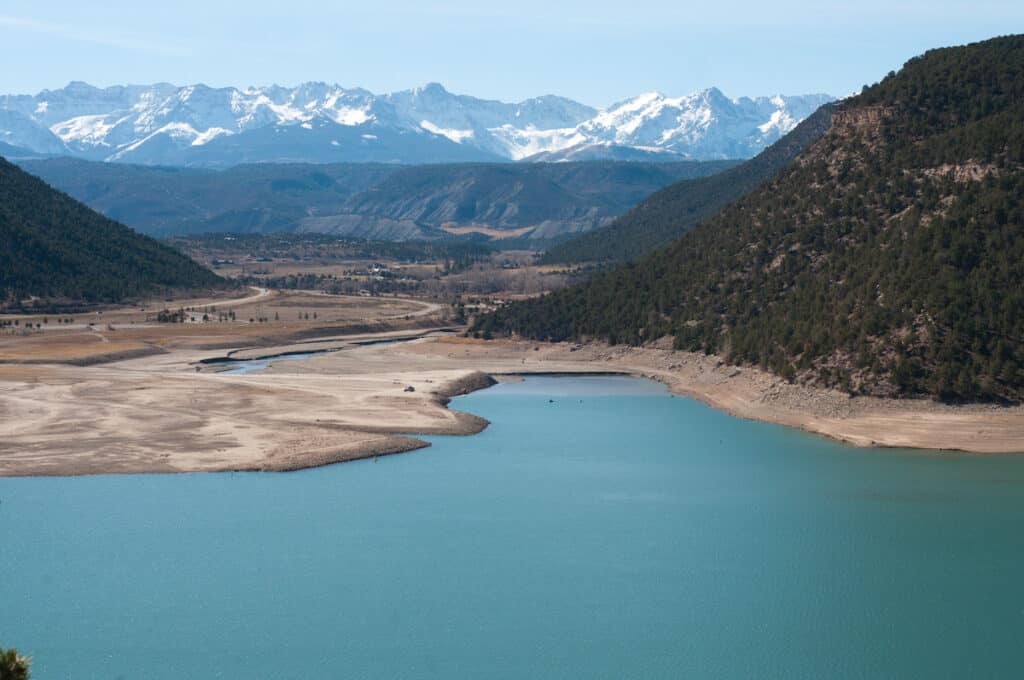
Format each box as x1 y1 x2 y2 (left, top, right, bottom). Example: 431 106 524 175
523 142 688 163
0 157 223 306
17 157 736 240
567 89 831 159
324 160 738 240
14 158 395 237
0 109 66 155
476 35 1024 403
0 141 50 160
540 102 836 264
0 82 833 167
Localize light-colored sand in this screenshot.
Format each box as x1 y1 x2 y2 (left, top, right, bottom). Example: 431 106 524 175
1 334 1022 477
0 338 488 476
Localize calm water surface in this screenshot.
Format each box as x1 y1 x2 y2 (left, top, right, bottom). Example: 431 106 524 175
2 376 1023 678
213 350 332 375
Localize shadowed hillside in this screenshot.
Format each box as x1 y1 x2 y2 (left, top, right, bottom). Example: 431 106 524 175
1 157 224 307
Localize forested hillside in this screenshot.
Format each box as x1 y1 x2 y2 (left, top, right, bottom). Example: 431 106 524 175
0 157 224 306
539 104 835 264
476 36 1024 402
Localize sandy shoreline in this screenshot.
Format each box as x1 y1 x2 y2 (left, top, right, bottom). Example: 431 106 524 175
1 332 1023 477
412 338 1024 455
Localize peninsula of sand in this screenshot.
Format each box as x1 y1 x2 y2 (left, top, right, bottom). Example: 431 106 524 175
2 291 1023 476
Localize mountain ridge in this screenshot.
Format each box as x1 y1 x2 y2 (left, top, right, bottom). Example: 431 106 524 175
14 157 736 239
0 81 833 167
539 102 837 264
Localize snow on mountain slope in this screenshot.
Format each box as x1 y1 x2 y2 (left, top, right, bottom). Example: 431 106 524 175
522 142 688 163
0 109 67 155
0 82 834 166
577 88 834 159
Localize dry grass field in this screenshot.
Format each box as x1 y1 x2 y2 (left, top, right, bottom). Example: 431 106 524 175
0 288 447 364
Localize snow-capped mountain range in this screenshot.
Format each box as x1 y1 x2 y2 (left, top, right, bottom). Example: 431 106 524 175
0 82 834 166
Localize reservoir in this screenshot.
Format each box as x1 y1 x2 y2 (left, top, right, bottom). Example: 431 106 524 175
1 375 1022 678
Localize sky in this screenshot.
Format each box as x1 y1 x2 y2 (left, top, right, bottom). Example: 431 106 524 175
1 1 1022 106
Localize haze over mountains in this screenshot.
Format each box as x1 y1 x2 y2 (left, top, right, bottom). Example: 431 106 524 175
0 82 833 166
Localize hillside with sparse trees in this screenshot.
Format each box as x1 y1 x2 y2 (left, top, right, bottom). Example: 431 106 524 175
476 36 1024 402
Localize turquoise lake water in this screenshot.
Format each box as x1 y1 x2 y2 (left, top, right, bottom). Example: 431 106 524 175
2 375 1023 678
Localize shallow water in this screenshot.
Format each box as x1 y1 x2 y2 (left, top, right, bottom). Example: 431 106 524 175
1 375 1023 678
213 336 419 375
213 350 331 375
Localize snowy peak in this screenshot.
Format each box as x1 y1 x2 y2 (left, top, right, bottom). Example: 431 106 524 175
0 82 834 165
578 88 834 159
0 109 67 154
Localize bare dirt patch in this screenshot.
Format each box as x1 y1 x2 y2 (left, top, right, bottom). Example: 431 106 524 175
440 223 536 239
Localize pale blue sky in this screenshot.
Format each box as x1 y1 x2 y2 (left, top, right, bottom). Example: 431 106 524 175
1 1 1021 105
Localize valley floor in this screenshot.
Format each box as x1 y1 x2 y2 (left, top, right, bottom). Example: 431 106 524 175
2 317 1024 476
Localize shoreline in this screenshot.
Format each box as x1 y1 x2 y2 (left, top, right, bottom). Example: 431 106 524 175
2 335 1022 478
409 338 1024 456
467 369 1024 456
0 366 496 478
